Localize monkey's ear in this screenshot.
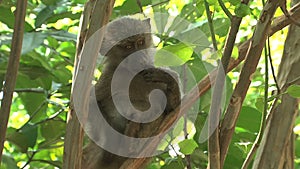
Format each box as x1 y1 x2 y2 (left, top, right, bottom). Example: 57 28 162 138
99 38 108 57
143 18 151 28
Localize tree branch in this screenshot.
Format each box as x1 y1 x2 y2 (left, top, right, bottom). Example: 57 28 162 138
219 0 281 166
0 0 27 163
62 0 115 169
207 0 250 166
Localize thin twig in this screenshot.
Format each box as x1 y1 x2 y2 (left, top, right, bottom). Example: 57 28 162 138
0 88 46 93
204 0 218 51
268 52 280 92
218 0 233 20
21 151 37 169
241 35 270 169
149 0 170 8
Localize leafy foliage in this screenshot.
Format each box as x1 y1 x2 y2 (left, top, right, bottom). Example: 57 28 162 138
0 0 299 168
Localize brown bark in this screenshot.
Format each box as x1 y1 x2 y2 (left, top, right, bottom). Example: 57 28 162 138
63 0 115 169
252 10 300 169
0 0 27 163
219 0 282 166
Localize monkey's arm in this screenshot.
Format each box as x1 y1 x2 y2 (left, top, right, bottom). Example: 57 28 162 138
140 67 181 112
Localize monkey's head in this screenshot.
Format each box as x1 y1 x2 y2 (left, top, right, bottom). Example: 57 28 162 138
100 17 153 65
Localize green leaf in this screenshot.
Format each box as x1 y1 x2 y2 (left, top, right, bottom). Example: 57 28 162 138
154 13 169 34
214 18 230 37
229 0 240 5
161 160 184 169
41 119 66 140
224 141 245 169
236 106 261 133
180 3 204 22
146 163 160 169
0 6 15 29
172 117 184 136
49 30 77 42
187 17 230 38
35 5 56 28
52 65 72 84
234 4 251 17
155 43 194 66
47 12 81 24
167 17 190 36
18 64 51 80
72 0 86 3
287 84 300 98
178 139 198 155
15 74 50 121
190 148 208 167
0 0 15 8
26 51 52 71
187 57 213 81
255 97 264 112
295 137 300 157
6 124 38 153
19 92 47 120
0 7 33 31
207 0 218 5
41 0 57 5
22 32 47 55
1 154 18 169
114 0 151 15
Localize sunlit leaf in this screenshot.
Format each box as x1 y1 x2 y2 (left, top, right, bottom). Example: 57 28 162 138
229 0 240 5
0 6 33 31
287 85 300 98
47 12 81 24
180 3 204 22
178 139 198 155
114 0 151 15
207 0 218 5
161 161 184 169
155 43 194 66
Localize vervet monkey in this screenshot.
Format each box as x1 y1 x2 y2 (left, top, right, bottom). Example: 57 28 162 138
82 17 181 169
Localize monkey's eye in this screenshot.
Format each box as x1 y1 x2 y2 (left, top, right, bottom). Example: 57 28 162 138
137 39 145 46
125 45 133 49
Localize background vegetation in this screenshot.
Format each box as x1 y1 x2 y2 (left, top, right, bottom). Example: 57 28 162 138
0 0 299 168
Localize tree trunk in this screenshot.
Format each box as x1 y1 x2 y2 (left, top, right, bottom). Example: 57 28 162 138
63 0 115 169
252 2 300 168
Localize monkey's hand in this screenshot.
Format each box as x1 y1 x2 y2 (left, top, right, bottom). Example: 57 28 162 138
140 67 181 112
141 68 178 84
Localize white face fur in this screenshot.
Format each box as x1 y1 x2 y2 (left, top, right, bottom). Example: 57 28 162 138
100 17 153 59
